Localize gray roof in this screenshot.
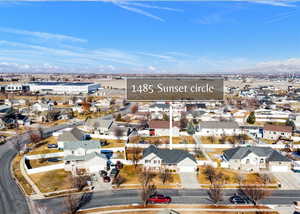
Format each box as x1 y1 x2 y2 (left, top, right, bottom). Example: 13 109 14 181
223 146 291 162
64 152 107 161
64 140 101 150
150 103 170 109
86 118 113 129
143 145 197 164
200 121 239 129
58 127 85 142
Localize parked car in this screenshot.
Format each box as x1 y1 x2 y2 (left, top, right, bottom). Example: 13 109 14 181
103 176 111 183
100 170 107 177
110 168 119 178
47 158 61 162
48 144 58 149
230 195 247 204
147 194 171 204
100 141 109 146
115 161 123 170
101 150 113 159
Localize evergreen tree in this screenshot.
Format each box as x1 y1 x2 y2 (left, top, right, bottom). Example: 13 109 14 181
247 112 256 124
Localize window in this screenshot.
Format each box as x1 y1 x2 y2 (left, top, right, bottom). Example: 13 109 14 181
260 158 264 163
246 159 250 164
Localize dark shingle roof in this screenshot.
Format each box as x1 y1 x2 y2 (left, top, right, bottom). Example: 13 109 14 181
200 121 239 129
223 146 290 162
143 145 197 164
58 127 85 142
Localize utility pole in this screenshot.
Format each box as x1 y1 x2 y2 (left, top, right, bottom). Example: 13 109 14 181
169 102 173 150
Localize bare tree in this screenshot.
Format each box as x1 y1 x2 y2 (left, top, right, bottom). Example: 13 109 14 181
258 173 272 185
235 174 245 186
138 168 157 207
112 174 126 187
64 194 79 214
208 184 224 205
203 165 217 185
141 183 156 207
29 130 41 145
158 168 173 184
72 176 90 191
179 115 188 130
130 147 142 168
131 104 139 114
241 185 272 205
113 127 124 141
139 169 156 187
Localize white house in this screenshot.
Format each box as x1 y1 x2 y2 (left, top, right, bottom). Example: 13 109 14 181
221 146 291 172
63 141 107 175
148 120 180 137
141 145 198 173
197 121 241 136
263 124 292 140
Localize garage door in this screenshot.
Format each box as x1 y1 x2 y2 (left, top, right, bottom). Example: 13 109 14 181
179 166 195 172
270 165 289 172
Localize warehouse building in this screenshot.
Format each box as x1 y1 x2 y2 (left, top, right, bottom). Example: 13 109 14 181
28 82 101 95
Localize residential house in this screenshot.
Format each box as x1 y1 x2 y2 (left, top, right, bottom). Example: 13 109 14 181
263 124 293 140
85 118 114 135
148 120 180 137
32 103 51 112
57 127 87 149
221 146 291 172
63 141 107 175
197 121 241 136
141 145 198 172
149 103 170 112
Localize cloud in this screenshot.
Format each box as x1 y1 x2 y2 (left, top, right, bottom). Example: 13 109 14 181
0 27 87 43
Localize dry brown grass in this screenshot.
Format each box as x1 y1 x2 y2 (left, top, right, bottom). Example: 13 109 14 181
12 155 34 195
29 169 73 193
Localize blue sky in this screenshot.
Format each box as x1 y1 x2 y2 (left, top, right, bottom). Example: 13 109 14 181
0 0 300 73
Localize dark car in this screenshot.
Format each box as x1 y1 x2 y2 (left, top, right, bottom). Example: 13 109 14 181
100 141 109 146
100 170 107 177
147 194 171 204
110 168 119 178
47 158 61 162
103 176 111 183
101 150 113 159
48 144 58 149
230 195 246 204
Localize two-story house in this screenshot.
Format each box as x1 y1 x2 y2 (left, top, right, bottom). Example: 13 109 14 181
63 141 107 175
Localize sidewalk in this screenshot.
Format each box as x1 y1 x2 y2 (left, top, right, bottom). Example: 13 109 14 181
19 156 44 198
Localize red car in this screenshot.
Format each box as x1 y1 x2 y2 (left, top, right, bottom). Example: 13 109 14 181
147 194 172 204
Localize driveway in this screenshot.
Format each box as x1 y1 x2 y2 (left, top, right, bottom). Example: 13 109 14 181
179 172 199 189
273 172 300 189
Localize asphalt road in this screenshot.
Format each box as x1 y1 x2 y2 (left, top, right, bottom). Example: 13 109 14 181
35 188 300 214
0 138 30 214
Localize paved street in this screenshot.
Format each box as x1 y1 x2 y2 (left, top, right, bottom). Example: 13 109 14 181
34 188 300 214
0 140 30 214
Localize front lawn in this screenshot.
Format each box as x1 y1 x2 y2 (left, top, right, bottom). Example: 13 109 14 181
198 166 277 186
27 136 60 155
29 169 73 193
118 165 181 188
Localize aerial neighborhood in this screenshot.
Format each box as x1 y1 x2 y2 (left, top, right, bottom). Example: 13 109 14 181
2 74 300 213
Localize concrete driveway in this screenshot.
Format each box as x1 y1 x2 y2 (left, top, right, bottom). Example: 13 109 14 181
273 172 300 189
179 172 199 189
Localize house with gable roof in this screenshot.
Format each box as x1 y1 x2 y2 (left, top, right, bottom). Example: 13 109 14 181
221 146 291 172
141 145 198 173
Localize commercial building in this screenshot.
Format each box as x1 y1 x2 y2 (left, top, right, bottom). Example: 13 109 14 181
28 81 101 95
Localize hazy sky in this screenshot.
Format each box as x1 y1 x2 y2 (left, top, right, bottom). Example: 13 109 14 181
0 0 300 73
